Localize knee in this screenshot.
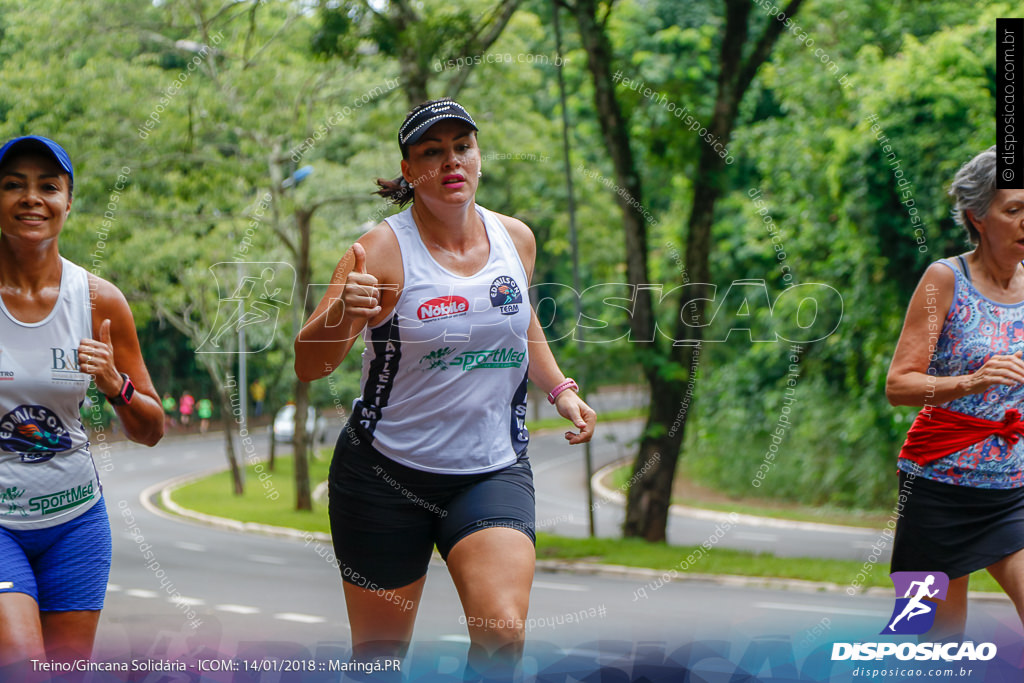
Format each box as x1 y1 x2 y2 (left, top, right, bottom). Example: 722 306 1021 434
490 615 526 649
351 639 409 662
464 613 526 681
466 611 526 649
0 597 45 666
0 633 45 667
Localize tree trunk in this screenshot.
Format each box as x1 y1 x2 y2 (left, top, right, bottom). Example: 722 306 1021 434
574 0 805 540
399 51 429 106
196 352 244 497
293 379 312 510
391 0 522 107
157 304 244 495
198 353 245 496
293 208 314 511
216 379 244 496
621 372 691 540
571 0 654 342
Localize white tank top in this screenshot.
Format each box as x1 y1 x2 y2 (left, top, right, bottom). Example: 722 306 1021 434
0 258 99 529
352 205 531 473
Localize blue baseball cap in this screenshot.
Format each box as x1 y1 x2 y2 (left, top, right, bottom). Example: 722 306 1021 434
0 136 74 194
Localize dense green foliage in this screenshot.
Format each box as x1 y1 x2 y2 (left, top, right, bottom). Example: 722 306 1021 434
684 2 1005 508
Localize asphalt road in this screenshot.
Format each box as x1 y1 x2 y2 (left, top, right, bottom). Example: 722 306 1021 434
530 388 889 563
85 414 1021 680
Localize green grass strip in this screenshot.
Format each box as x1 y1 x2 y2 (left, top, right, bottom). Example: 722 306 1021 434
536 533 1001 592
606 463 893 529
530 407 644 432
168 453 1004 593
170 449 333 535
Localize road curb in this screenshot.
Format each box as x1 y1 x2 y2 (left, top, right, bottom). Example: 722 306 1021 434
532 559 1009 602
145 466 1010 602
145 477 853 592
591 458 884 535
139 468 332 543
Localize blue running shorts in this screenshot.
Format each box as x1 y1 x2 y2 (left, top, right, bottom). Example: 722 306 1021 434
0 497 112 611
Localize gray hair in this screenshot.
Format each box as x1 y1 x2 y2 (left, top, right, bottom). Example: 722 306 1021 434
948 145 997 245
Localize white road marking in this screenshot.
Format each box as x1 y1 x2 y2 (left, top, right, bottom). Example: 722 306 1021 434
733 532 779 542
174 541 206 552
170 596 205 606
274 613 326 624
216 604 261 615
125 589 160 599
532 581 589 592
754 602 882 617
247 554 287 565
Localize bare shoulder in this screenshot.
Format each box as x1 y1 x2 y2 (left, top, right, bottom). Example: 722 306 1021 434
903 260 956 322
492 211 536 274
358 220 401 283
86 272 131 318
359 220 401 252
493 212 535 248
921 259 956 288
332 220 401 285
916 260 956 301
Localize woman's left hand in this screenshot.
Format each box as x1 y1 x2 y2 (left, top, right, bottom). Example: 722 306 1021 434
554 391 597 444
78 319 122 397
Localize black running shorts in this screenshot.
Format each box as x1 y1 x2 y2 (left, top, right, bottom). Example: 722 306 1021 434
891 470 1024 579
327 421 536 590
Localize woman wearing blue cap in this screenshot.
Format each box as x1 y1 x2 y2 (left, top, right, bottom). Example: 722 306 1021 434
0 136 164 668
296 99 596 678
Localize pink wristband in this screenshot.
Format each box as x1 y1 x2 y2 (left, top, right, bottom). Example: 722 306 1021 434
547 378 579 404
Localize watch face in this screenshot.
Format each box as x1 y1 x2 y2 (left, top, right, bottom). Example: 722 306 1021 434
122 377 136 404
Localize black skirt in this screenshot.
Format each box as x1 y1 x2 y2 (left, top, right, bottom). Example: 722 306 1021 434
891 470 1024 579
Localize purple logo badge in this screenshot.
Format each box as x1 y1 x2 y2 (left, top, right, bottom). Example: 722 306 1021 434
881 571 949 635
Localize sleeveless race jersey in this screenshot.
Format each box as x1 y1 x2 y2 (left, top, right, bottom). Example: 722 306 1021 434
897 258 1024 488
0 258 99 529
351 204 531 474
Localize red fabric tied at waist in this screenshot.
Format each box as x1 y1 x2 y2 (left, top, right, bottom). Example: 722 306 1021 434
899 406 1024 466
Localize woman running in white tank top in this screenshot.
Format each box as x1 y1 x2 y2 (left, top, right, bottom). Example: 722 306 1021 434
0 136 164 675
296 99 596 679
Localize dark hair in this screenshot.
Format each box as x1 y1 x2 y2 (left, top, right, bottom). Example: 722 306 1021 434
375 175 414 207
374 98 478 207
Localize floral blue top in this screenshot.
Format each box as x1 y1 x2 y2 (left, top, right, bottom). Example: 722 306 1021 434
898 258 1024 488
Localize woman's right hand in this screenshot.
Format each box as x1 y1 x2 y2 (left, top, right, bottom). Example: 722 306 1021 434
962 351 1024 394
342 243 382 321
296 228 400 382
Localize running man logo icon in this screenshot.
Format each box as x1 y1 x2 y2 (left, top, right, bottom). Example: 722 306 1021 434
196 262 295 354
881 571 949 635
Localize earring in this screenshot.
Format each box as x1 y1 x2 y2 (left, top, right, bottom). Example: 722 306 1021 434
477 171 483 178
